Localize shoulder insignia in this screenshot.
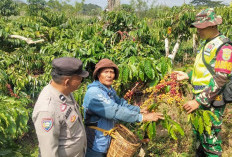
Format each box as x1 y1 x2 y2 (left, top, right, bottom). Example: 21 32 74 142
65 107 73 119
70 115 76 123
222 48 231 61
60 103 67 112
42 118 53 132
59 94 66 103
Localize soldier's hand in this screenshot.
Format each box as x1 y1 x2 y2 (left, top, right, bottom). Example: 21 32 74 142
173 71 189 81
183 99 200 114
142 112 164 122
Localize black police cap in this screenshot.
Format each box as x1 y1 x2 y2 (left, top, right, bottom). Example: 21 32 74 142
52 57 89 77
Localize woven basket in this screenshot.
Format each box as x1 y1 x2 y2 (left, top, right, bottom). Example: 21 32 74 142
107 124 141 157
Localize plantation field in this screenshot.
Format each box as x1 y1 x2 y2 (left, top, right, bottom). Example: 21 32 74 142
0 1 232 156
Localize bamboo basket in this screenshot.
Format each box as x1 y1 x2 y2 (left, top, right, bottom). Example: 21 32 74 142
107 124 141 157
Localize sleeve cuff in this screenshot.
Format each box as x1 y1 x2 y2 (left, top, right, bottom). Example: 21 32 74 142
195 96 210 108
138 114 143 122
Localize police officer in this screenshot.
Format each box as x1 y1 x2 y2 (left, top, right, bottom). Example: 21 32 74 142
32 57 89 157
175 8 232 157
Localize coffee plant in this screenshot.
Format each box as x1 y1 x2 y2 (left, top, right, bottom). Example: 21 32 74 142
136 73 219 140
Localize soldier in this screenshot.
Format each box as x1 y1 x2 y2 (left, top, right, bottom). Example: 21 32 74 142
32 57 89 157
175 8 232 157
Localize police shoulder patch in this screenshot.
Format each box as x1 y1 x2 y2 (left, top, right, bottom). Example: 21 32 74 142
42 118 53 132
222 48 232 61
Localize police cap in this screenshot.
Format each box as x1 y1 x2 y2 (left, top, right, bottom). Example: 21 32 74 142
52 57 89 77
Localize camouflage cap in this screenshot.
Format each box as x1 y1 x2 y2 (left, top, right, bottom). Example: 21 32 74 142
191 8 222 29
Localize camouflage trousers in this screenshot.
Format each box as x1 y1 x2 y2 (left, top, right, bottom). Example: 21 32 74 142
193 105 226 157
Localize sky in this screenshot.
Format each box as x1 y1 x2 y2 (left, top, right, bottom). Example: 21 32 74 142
79 0 231 9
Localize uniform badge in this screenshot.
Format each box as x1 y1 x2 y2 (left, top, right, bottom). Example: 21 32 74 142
60 104 67 112
70 115 76 123
205 43 215 52
42 118 53 132
222 48 231 61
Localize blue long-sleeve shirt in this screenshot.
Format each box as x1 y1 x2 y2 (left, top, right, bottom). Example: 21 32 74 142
83 80 142 153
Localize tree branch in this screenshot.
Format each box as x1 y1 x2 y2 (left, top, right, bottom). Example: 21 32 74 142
9 35 45 44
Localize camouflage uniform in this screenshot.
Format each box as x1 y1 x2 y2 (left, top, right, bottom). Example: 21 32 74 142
190 8 232 157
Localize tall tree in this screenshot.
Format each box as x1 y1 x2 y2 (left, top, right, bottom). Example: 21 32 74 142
27 0 46 15
190 0 224 7
0 0 19 17
82 4 102 15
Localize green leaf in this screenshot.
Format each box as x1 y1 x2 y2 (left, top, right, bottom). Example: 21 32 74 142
173 122 184 136
148 103 156 111
165 85 171 92
198 116 204 135
206 110 219 122
122 66 129 83
203 111 211 127
129 64 138 78
136 130 144 140
152 122 156 138
147 122 154 140
138 67 144 81
191 113 199 130
170 127 177 140
144 59 155 80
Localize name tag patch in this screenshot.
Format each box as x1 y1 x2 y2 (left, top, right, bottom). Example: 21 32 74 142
42 118 53 132
65 107 73 119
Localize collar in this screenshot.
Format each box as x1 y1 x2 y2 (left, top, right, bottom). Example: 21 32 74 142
47 83 73 104
89 80 115 95
205 33 221 44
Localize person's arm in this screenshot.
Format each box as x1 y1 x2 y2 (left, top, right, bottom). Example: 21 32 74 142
195 72 228 107
33 111 60 157
195 44 232 107
114 93 140 113
88 89 142 123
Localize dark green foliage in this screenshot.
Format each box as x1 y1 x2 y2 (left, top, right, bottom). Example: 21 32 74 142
190 110 219 135
0 96 32 148
121 4 135 13
82 3 102 15
27 0 46 16
0 0 19 17
190 0 225 7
